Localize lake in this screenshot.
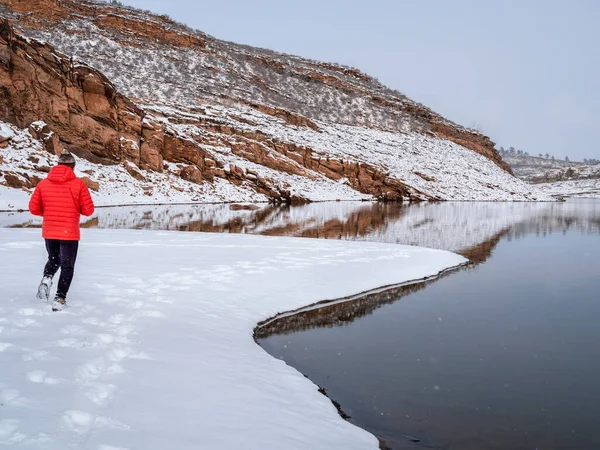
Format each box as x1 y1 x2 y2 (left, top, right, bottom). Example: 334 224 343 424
3 199 599 449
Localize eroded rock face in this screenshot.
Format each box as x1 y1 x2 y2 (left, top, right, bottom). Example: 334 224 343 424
0 19 426 202
431 122 513 174
0 0 512 175
28 121 62 155
0 19 142 162
0 0 532 202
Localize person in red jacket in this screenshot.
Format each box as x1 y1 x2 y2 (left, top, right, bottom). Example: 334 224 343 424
29 150 95 311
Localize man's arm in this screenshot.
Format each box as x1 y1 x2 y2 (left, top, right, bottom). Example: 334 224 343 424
79 181 95 216
29 185 43 216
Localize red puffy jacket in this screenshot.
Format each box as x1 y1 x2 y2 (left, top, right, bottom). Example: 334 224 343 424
29 165 95 241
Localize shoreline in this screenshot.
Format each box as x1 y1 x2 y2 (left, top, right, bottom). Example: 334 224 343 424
1 195 570 214
254 264 469 449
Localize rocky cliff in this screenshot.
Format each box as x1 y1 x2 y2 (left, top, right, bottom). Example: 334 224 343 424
0 0 551 204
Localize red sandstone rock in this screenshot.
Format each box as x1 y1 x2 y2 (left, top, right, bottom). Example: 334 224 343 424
80 176 100 192
0 1 514 203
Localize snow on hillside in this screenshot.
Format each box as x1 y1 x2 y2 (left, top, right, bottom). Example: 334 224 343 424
524 164 600 184
0 3 558 203
501 153 585 177
1 112 552 208
498 151 600 198
0 229 466 449
536 178 600 199
18 15 423 133
147 105 553 202
0 121 374 211
500 151 599 179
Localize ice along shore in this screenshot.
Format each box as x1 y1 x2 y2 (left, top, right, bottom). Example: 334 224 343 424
0 229 465 449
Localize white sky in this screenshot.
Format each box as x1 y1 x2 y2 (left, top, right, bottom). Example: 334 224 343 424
117 0 600 161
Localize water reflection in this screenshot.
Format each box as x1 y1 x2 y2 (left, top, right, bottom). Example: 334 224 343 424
256 200 600 450
3 200 599 267
254 270 459 340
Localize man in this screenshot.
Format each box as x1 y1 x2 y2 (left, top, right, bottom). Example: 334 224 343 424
29 150 95 311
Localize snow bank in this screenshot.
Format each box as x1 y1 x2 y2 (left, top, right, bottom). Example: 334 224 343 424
0 229 465 449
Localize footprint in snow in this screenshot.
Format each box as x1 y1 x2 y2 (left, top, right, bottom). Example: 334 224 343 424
53 338 95 349
62 411 130 435
106 347 133 363
127 300 145 311
108 314 127 325
0 419 27 445
92 283 116 290
17 308 44 317
61 410 95 434
76 358 108 382
0 343 12 352
26 370 61 385
135 310 166 319
60 324 86 335
84 382 117 407
101 296 128 305
0 387 26 407
11 318 39 328
22 349 57 362
82 317 108 327
111 323 135 337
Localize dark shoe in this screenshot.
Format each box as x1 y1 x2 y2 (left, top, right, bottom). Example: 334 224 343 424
52 296 66 312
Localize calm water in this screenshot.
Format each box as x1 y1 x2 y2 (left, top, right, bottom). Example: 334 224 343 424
3 200 600 448
256 200 600 450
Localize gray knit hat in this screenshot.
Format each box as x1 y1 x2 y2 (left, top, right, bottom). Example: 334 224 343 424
58 150 76 166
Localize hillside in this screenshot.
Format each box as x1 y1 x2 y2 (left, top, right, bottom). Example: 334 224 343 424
499 151 600 198
0 0 552 207
499 150 598 181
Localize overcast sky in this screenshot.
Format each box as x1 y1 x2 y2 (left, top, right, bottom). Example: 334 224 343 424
118 0 599 160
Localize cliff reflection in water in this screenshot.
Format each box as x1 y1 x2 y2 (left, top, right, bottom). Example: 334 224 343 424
254 270 459 340
4 200 598 266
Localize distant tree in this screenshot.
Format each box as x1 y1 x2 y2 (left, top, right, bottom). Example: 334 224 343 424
538 153 543 158
545 153 550 159
565 156 570 162
551 156 555 161
508 146 516 154
584 158 588 164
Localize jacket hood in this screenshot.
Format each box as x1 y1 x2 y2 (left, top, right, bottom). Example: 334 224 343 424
47 165 77 183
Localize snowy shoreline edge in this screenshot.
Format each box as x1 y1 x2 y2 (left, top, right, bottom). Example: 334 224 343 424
0 229 467 449
253 264 468 448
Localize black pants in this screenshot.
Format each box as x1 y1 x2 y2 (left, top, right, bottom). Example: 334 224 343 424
43 239 79 299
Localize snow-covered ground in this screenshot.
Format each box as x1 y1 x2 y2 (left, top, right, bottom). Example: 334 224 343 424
0 229 465 449
536 178 600 199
